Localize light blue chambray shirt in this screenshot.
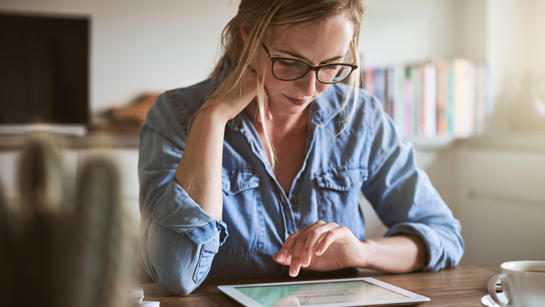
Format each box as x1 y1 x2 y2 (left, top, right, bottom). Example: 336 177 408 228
138 70 464 296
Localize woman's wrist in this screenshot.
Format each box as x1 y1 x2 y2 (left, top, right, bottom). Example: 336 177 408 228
194 103 231 126
357 239 376 268
356 235 428 273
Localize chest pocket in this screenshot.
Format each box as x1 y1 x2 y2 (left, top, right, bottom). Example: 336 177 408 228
221 170 265 252
314 168 367 228
222 171 259 195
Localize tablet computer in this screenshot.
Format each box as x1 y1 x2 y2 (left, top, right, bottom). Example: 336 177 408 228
218 277 430 306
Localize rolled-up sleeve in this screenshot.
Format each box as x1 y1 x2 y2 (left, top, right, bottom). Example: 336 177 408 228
138 91 228 295
361 95 464 271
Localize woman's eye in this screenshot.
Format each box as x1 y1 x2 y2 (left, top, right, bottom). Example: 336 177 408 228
276 59 300 67
323 65 340 71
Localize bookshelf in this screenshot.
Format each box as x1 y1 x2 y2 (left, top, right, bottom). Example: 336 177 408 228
362 59 489 141
359 0 486 144
359 0 545 140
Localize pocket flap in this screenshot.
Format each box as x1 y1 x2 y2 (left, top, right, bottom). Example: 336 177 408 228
222 170 260 195
315 168 366 191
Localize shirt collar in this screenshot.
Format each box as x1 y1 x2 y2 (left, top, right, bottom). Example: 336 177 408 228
309 84 350 126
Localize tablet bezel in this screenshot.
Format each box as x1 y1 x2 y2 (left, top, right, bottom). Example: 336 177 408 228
218 277 430 307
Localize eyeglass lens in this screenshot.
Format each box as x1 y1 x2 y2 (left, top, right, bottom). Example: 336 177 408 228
272 59 352 83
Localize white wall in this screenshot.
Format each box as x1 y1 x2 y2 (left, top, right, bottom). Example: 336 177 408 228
0 0 237 117
360 0 458 67
486 0 545 132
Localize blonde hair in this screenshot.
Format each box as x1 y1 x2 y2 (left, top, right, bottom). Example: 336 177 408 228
210 0 365 168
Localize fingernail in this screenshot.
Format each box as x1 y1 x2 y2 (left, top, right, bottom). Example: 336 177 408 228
316 246 325 255
289 267 299 277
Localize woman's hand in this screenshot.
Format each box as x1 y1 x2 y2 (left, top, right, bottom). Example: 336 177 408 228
272 220 366 277
198 69 259 122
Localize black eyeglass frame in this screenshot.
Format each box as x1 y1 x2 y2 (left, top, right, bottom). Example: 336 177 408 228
261 42 358 84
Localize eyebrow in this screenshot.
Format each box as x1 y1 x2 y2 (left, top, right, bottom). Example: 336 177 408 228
275 48 345 64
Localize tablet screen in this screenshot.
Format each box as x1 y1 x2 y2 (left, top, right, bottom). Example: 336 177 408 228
235 280 408 306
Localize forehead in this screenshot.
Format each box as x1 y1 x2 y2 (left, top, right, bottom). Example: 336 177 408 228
267 14 354 62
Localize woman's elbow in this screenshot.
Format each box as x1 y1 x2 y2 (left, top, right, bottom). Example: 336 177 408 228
153 266 199 296
143 222 204 296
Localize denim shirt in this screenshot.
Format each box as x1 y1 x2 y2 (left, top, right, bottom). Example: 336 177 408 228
138 72 464 296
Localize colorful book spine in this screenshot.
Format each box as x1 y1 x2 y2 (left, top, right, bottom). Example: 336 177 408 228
404 67 413 137
385 68 395 117
362 58 489 139
465 62 476 137
423 62 437 138
374 69 386 109
364 69 375 95
410 65 421 136
453 59 467 138
436 59 448 136
446 60 455 136
394 65 405 134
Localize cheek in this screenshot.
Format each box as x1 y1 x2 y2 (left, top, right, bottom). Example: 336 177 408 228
263 70 289 96
315 83 329 95
263 73 331 98
255 54 287 95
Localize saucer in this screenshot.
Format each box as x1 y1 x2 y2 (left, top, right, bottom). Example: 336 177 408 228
481 293 507 307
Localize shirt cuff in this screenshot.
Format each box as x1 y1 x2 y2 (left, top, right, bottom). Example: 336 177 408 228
384 222 446 272
185 219 228 246
152 178 229 246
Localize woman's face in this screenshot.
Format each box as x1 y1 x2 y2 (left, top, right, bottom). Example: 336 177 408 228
259 14 355 116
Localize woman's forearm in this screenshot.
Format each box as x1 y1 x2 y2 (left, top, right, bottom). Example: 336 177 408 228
175 108 228 221
358 235 427 273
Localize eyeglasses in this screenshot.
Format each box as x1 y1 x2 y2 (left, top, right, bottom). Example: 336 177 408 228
261 42 358 84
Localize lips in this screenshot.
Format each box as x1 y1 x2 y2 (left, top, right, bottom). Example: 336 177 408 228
284 95 310 106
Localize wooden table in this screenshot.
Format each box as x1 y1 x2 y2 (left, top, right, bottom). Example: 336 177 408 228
140 265 500 306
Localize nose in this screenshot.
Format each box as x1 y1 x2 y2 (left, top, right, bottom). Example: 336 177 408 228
295 70 317 97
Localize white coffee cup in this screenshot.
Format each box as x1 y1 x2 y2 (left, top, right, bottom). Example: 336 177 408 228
487 260 545 307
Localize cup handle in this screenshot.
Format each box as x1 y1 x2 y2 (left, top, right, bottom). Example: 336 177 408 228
487 273 514 306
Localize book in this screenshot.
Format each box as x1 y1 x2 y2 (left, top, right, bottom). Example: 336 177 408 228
410 65 421 137
386 67 396 118
364 69 375 95
393 65 406 135
436 59 448 136
362 57 488 139
423 62 437 138
374 68 386 109
454 59 468 137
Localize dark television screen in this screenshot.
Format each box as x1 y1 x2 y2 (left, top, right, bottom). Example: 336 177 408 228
0 13 89 125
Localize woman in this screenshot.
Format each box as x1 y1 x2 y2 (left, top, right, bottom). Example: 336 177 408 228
138 0 464 296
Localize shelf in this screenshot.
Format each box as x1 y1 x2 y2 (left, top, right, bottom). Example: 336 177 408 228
406 136 456 150
460 132 545 153
0 131 139 150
